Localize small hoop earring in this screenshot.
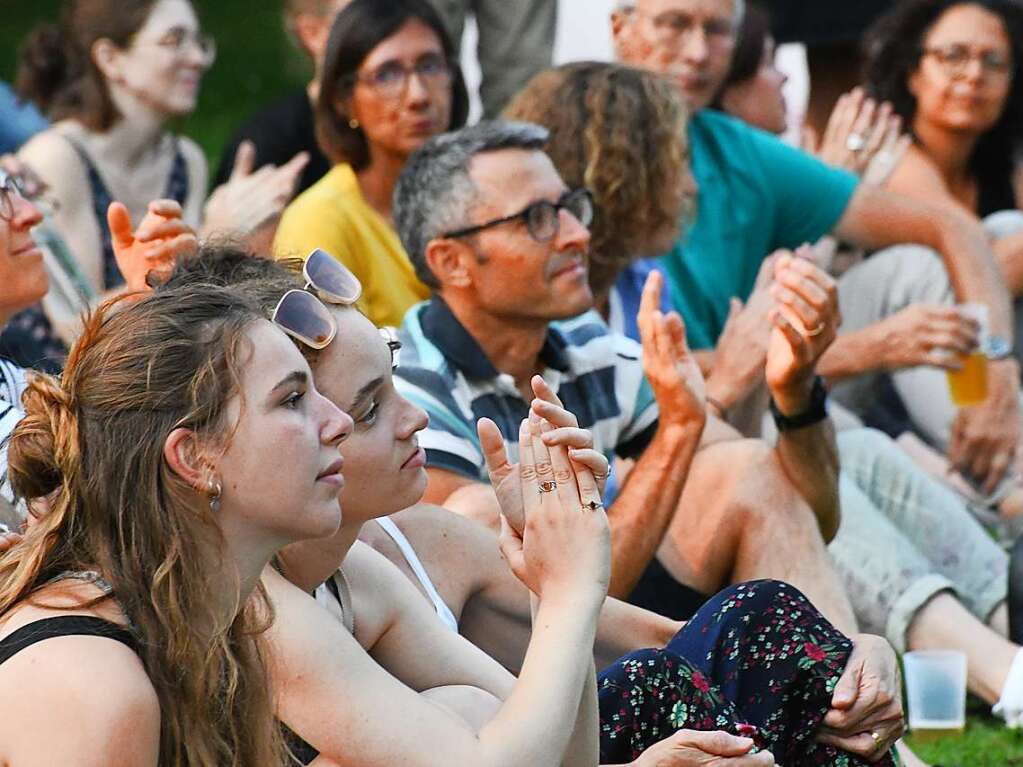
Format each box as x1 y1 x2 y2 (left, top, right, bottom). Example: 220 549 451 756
348 117 360 130
208 480 222 513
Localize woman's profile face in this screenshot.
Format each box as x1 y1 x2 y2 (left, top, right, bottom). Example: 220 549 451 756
720 36 788 135
0 187 46 320
346 18 454 160
311 308 429 525
909 3 1014 135
107 0 214 119
211 320 352 546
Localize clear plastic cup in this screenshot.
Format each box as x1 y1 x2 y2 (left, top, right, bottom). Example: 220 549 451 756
946 303 989 407
903 650 967 735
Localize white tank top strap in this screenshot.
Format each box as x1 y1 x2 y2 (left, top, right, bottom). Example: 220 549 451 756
375 516 458 632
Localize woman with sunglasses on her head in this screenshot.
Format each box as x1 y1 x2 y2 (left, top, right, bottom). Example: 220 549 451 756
273 0 469 329
161 249 905 767
864 0 1023 297
0 272 353 764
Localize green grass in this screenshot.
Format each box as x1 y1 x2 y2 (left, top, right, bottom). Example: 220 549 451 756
0 1 310 170
906 718 1023 766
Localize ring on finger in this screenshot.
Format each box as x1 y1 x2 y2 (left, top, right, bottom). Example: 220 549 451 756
593 468 610 481
845 133 866 152
806 321 827 337
538 480 557 494
870 731 882 750
583 499 604 513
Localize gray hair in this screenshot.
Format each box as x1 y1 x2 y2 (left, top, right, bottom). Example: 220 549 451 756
614 0 745 25
393 120 550 290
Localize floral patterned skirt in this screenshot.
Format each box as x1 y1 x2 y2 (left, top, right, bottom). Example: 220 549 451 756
598 580 898 766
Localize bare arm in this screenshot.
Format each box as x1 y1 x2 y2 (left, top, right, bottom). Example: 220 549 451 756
599 272 707 598
833 182 1012 340
0 632 160 766
834 183 1021 491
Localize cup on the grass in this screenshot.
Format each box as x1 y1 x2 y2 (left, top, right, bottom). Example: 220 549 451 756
945 303 989 407
903 650 967 735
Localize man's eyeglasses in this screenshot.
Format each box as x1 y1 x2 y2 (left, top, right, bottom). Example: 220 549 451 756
922 45 1012 78
272 249 363 350
355 53 452 101
0 172 27 222
442 188 594 243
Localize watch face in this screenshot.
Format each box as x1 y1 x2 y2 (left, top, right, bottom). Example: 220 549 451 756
986 336 1012 360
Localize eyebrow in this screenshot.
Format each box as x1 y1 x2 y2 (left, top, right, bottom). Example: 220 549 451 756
270 370 308 398
349 376 384 411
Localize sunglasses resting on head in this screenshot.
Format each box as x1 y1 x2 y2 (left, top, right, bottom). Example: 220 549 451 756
272 248 363 349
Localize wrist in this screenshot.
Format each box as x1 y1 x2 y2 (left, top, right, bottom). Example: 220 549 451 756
768 372 817 417
770 376 829 431
654 411 706 445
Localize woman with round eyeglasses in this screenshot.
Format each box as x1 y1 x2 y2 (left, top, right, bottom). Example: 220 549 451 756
864 0 1023 297
273 0 470 329
10 0 306 373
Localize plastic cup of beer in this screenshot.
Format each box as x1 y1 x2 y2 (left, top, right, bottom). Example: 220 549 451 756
903 650 967 737
945 303 988 407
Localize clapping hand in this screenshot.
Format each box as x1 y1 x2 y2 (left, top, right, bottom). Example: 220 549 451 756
765 247 841 415
477 375 610 536
108 199 198 292
480 406 610 600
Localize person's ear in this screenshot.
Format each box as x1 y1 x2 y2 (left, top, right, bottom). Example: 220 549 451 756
611 10 635 59
163 427 215 492
91 38 127 85
424 238 473 289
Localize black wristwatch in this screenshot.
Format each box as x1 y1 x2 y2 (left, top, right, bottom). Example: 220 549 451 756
770 376 829 432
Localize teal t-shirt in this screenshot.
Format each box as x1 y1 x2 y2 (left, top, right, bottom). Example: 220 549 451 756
660 109 858 349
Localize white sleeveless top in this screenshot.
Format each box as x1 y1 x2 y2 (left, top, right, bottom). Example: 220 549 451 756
375 517 459 633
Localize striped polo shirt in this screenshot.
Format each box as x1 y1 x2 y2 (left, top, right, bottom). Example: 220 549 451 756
394 298 660 483
0 358 27 509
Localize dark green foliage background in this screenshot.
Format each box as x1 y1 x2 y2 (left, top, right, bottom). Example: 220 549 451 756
1 1 309 168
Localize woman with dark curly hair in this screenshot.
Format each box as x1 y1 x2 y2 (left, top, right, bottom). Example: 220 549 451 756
864 0 1023 294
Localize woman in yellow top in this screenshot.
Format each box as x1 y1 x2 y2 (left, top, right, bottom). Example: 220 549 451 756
274 0 469 328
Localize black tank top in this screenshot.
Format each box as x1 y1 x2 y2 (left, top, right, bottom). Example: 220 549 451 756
0 614 138 666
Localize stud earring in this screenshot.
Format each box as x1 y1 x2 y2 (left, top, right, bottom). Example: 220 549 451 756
348 117 360 130
208 480 222 513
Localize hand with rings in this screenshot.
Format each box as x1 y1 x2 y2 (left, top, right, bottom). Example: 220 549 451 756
479 403 611 599
803 87 908 180
478 375 611 536
765 247 841 415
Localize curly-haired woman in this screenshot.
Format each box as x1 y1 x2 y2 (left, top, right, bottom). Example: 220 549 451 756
864 0 1023 294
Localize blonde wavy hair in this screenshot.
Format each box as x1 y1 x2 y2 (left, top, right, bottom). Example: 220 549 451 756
504 62 691 297
1 285 286 766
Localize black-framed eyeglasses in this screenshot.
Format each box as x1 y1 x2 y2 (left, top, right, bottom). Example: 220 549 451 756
0 172 26 222
442 188 594 243
921 45 1012 78
379 327 402 370
272 248 363 350
355 53 452 100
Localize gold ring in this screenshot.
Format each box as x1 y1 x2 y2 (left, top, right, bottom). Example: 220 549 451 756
584 500 604 512
538 480 557 494
806 322 826 337
870 731 882 749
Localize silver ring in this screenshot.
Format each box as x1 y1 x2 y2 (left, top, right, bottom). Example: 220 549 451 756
845 133 866 153
538 480 557 494
584 499 604 512
593 468 611 481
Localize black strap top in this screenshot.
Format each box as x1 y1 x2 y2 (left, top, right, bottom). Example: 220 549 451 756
63 133 190 290
0 614 138 667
